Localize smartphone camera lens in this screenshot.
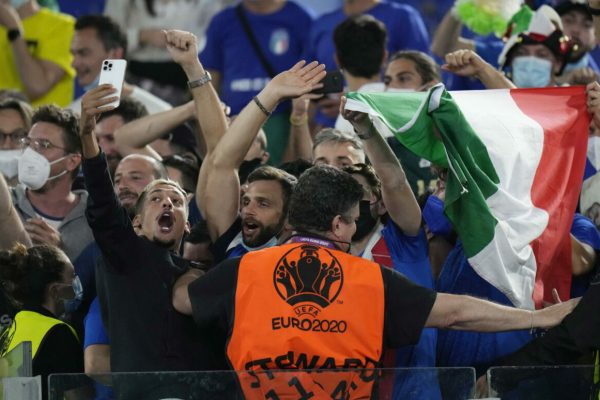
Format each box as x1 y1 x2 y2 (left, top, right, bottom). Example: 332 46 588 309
103 66 107 70
108 63 113 68
103 60 108 65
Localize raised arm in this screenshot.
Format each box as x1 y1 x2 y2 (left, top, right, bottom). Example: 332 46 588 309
431 8 475 58
0 174 31 249
341 97 421 235
201 61 326 241
282 96 314 163
0 4 67 101
164 30 230 222
443 49 516 90
113 101 195 159
425 293 579 332
80 85 142 271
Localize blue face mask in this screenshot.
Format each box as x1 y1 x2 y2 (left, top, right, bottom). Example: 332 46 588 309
241 236 278 252
63 276 84 314
82 74 100 92
511 56 553 88
422 195 453 237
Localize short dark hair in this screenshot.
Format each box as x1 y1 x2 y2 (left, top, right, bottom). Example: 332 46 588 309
289 165 363 233
0 243 67 308
162 153 199 193
389 50 441 84
343 163 382 200
333 14 387 78
32 105 81 154
277 158 313 179
247 166 297 215
32 105 81 178
75 15 128 58
97 97 148 124
0 98 33 131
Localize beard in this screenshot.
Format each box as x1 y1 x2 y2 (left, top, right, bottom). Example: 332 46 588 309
243 220 283 248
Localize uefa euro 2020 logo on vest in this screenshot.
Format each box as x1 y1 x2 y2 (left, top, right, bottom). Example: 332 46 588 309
273 245 343 317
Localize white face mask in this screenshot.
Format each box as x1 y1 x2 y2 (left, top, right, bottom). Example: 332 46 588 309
511 56 553 88
18 148 69 190
588 136 600 170
0 149 22 179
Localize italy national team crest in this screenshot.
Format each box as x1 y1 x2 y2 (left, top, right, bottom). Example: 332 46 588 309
273 245 343 317
269 29 289 55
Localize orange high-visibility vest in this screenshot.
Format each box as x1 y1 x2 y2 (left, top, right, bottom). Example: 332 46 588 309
227 242 385 399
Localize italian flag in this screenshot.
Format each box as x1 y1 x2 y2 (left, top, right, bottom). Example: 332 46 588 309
345 85 589 309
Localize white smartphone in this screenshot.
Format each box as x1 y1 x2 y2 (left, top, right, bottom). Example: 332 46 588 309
98 59 127 108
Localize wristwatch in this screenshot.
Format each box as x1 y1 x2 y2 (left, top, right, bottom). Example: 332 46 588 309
187 71 212 89
7 29 21 43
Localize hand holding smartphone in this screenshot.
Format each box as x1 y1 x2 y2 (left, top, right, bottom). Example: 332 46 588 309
98 59 127 108
311 70 344 95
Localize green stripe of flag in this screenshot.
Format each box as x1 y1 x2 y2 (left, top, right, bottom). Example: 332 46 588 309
346 86 500 256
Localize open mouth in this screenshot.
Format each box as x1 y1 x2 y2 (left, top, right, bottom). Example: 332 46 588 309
157 211 175 233
242 220 260 236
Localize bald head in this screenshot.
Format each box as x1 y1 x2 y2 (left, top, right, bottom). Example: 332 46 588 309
114 154 167 216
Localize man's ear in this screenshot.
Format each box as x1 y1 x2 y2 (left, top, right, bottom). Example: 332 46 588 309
132 214 142 231
67 153 82 172
184 221 191 236
331 214 344 238
375 199 387 217
381 49 389 68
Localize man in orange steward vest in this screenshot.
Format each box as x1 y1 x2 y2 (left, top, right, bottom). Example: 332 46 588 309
173 163 580 399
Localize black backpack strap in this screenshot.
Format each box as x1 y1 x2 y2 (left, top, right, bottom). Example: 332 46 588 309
235 4 277 78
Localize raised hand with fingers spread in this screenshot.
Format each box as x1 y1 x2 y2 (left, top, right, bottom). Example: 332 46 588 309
260 60 326 107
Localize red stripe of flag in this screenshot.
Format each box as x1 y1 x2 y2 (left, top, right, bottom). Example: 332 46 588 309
510 86 589 308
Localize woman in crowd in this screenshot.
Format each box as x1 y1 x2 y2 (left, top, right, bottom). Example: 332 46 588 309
0 243 83 397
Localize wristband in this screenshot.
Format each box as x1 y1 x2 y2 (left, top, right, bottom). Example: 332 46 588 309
253 96 272 117
290 114 308 126
187 71 211 89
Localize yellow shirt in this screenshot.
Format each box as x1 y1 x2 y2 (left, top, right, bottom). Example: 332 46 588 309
0 8 75 107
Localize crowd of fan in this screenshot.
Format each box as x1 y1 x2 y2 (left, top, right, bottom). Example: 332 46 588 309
1 0 600 399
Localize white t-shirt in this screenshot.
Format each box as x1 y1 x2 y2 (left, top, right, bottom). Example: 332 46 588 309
335 82 386 134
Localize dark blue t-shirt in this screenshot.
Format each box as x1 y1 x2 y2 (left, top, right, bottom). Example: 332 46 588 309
368 220 440 399
306 1 429 126
306 1 430 70
201 2 312 115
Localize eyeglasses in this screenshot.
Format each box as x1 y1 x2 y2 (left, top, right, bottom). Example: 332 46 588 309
0 129 27 145
19 137 67 152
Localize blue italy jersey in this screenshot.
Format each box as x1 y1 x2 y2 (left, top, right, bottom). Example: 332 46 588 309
364 220 440 399
436 241 532 375
571 213 600 297
306 1 430 71
201 2 312 115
